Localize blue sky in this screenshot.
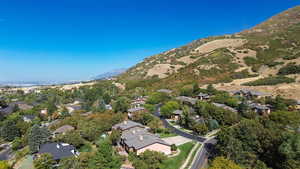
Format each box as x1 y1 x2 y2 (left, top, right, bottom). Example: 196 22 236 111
0 0 299 82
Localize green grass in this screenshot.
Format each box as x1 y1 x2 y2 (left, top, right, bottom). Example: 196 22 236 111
16 155 34 169
160 142 196 169
184 144 201 169
159 132 178 138
79 142 93 152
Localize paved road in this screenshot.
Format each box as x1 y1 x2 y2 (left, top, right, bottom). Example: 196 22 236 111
154 110 206 142
154 106 217 169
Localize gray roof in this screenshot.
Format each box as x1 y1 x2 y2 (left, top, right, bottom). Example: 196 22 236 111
212 103 237 112
121 127 169 150
197 93 210 98
234 89 268 96
248 103 270 110
54 125 74 134
157 89 172 94
0 105 15 116
38 143 76 160
176 96 197 105
23 115 36 121
173 110 183 115
127 107 145 113
113 120 144 131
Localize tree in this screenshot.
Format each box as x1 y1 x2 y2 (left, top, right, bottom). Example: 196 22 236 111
33 153 55 169
193 123 208 135
109 130 121 145
28 125 51 153
179 106 193 128
192 83 200 95
131 150 166 169
278 133 300 167
209 156 242 169
103 92 111 104
88 140 121 169
0 161 10 169
160 101 180 118
54 131 84 148
113 97 129 113
0 120 21 141
207 84 217 95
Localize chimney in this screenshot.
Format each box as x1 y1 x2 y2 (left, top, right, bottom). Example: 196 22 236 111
139 135 143 141
132 130 136 134
56 144 60 149
124 120 127 124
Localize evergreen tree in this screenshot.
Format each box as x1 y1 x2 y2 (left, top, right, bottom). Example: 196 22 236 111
28 125 51 153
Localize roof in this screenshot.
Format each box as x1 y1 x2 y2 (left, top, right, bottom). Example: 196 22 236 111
157 89 172 94
23 115 36 121
38 143 76 160
113 120 144 131
121 127 170 150
173 110 183 115
67 105 82 111
0 105 14 115
248 103 270 110
197 92 210 98
176 96 197 105
54 125 74 134
234 89 269 96
127 107 145 113
212 103 237 112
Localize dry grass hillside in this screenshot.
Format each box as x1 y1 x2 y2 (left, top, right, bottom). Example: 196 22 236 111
118 6 300 99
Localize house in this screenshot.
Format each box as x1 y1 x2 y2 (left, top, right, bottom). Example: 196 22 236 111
16 102 34 110
232 89 270 99
197 93 210 101
37 142 79 161
191 115 206 124
212 103 238 113
248 103 271 116
40 109 48 115
112 120 144 131
53 125 75 136
105 104 112 110
176 96 197 105
0 105 15 116
66 105 82 114
119 126 171 155
157 89 172 94
22 115 36 123
171 110 183 121
131 100 146 109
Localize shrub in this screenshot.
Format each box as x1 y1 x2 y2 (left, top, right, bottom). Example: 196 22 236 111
242 76 295 86
171 144 177 151
278 64 300 75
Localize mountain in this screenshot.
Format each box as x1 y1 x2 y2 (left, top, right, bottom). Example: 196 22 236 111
94 68 127 80
118 6 300 99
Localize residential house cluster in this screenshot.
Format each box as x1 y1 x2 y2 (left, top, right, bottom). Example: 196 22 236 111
113 120 171 155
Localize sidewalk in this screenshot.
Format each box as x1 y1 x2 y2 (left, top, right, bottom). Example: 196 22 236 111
179 142 200 169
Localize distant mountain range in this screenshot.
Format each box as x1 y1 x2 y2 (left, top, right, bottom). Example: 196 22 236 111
93 68 127 80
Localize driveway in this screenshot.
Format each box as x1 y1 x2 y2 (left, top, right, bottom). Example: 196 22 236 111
162 136 192 146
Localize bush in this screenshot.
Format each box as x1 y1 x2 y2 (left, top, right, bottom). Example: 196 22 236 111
242 76 295 86
171 144 177 151
278 64 300 75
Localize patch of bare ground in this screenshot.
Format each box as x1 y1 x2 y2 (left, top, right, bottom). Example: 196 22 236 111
194 39 247 54
229 48 257 74
177 55 196 64
146 64 183 78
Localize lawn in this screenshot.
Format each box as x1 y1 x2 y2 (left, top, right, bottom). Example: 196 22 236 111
159 132 178 138
160 142 196 169
15 155 34 169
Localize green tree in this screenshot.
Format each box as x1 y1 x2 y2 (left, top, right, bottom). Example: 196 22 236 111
54 131 84 148
109 130 121 145
0 120 21 141
113 97 129 113
103 92 111 104
131 150 166 169
28 125 51 153
34 153 55 169
160 101 180 118
209 156 242 169
88 140 121 169
193 123 208 135
0 161 10 169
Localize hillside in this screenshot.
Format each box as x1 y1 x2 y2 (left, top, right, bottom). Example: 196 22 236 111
118 6 300 99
